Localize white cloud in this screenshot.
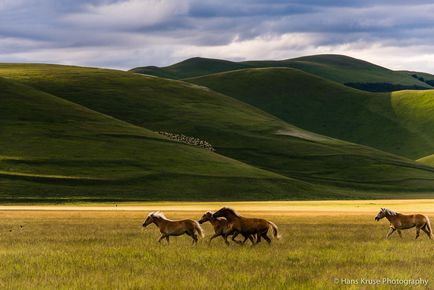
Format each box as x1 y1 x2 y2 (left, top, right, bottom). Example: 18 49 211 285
64 0 189 29
1 0 434 73
0 0 25 11
173 33 324 60
321 42 434 73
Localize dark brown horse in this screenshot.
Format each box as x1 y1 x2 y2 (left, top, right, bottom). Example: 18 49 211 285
213 207 280 244
375 208 433 239
143 211 204 244
198 211 255 245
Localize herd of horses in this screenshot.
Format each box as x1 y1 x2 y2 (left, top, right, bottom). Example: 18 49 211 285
142 207 433 245
142 207 280 245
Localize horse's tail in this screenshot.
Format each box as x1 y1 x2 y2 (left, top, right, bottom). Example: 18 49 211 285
194 221 205 238
425 217 433 239
267 221 281 240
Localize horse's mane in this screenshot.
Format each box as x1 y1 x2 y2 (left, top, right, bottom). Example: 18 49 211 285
149 211 169 220
222 207 241 217
383 208 399 216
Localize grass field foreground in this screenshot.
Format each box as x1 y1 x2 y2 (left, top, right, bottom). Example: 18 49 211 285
1 201 433 289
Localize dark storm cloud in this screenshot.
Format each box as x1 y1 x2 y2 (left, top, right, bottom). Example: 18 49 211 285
0 0 433 72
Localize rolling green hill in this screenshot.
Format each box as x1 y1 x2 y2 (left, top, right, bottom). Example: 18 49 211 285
1 64 434 201
246 55 431 91
131 54 432 92
401 70 434 87
130 57 249 79
1 75 316 201
418 154 434 166
188 68 434 159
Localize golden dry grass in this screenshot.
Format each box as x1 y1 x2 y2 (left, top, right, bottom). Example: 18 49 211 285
1 201 433 289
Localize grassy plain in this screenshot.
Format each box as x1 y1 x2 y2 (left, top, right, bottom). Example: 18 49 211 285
1 200 433 289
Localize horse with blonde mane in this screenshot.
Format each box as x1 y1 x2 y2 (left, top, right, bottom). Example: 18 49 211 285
143 211 204 244
198 211 255 245
375 208 433 239
213 207 280 245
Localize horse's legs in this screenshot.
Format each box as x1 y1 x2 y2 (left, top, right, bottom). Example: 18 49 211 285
165 236 170 244
158 234 167 243
397 230 402 238
255 234 262 245
243 234 257 245
262 232 272 244
386 227 396 239
239 234 250 245
222 233 230 246
184 231 196 245
208 233 220 245
191 233 198 245
231 232 242 244
248 235 255 245
421 225 432 239
415 227 421 239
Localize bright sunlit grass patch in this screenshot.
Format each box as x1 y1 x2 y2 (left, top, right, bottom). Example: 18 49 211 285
1 202 433 289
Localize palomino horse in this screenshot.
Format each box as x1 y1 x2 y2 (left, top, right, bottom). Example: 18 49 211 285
198 211 255 245
375 208 433 239
143 211 204 244
213 207 280 245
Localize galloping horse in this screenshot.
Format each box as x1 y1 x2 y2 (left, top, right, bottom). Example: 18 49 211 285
143 211 204 244
198 211 255 245
375 208 433 239
213 207 280 244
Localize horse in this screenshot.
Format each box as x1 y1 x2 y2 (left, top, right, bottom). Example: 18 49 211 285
213 207 280 245
198 211 255 245
375 208 433 240
142 211 204 244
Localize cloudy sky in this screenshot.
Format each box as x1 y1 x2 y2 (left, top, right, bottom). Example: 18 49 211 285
1 0 434 72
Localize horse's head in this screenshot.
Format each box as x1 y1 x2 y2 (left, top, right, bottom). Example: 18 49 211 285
198 211 214 224
375 208 387 221
143 212 157 227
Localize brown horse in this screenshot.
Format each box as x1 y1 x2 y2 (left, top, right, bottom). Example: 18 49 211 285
143 211 204 244
375 208 433 239
198 211 255 245
213 207 280 245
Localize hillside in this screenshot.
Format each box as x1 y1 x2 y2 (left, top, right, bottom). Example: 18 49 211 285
188 68 434 159
130 57 249 79
1 64 434 200
390 89 434 151
401 70 434 87
247 55 431 91
0 75 312 201
131 54 432 92
418 155 434 166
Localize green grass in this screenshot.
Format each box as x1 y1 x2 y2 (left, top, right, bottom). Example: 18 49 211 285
391 90 434 148
401 70 434 87
2 64 434 200
131 54 432 91
130 57 249 79
1 75 312 201
256 54 431 89
1 204 433 289
418 154 434 166
189 67 434 159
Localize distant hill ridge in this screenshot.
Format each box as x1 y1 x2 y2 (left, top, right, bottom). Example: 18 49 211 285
130 54 432 92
